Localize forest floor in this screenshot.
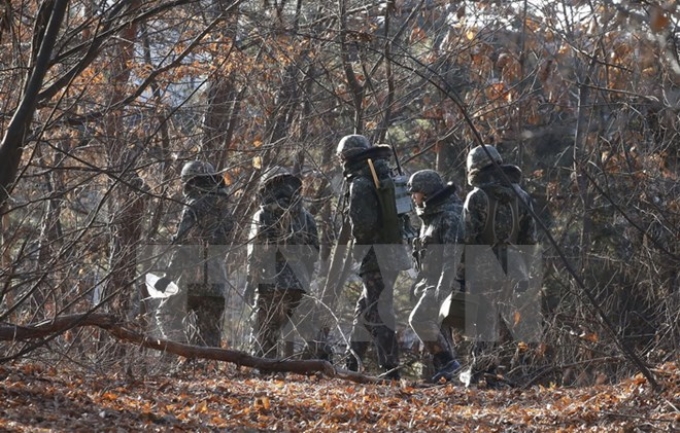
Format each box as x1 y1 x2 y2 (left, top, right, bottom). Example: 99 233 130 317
1 359 679 432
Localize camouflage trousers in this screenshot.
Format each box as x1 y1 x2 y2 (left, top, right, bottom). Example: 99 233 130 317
347 270 399 370
251 287 304 359
409 286 456 363
156 285 225 348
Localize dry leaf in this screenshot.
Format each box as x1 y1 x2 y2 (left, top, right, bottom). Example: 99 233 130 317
580 332 599 343
650 5 670 32
514 311 522 326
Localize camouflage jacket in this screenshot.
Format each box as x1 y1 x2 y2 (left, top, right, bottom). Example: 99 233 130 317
247 201 319 291
459 164 537 284
344 158 410 275
412 184 464 296
166 183 232 295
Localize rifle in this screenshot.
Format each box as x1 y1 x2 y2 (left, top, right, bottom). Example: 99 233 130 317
391 145 404 176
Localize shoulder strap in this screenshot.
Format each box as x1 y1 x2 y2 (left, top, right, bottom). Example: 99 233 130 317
508 193 520 244
480 191 497 246
480 190 520 246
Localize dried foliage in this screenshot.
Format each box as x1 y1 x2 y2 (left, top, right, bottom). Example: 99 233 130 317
1 360 679 432
0 0 679 419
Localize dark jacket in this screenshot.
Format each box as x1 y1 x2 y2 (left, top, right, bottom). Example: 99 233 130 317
166 181 232 295
344 157 410 275
463 164 536 247
412 184 463 296
247 189 319 291
459 164 537 285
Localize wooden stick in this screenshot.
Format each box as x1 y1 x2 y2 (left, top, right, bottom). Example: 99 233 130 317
367 158 380 189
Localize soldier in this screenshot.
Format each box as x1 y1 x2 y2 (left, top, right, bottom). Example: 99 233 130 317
458 145 538 367
407 169 464 383
244 167 320 359
336 134 410 380
154 160 232 347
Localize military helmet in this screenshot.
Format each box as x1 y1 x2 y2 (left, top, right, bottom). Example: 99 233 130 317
336 134 371 161
180 160 218 182
408 169 445 197
259 166 302 194
466 145 503 173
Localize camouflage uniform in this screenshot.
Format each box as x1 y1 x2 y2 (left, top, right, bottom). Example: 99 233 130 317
459 145 538 345
408 169 464 382
245 168 319 359
337 135 410 378
157 161 232 347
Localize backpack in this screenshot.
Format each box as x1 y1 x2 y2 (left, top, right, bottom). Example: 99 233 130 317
366 157 415 245
476 186 529 277
478 187 520 247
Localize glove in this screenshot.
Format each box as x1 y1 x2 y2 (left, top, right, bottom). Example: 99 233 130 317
154 277 172 293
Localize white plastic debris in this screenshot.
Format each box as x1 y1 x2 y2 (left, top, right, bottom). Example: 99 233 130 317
145 273 179 299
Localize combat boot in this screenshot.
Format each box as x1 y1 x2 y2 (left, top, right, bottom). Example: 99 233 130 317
432 359 461 383
381 364 401 380
345 353 359 372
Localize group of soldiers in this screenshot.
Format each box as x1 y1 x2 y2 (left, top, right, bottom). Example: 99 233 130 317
151 134 538 383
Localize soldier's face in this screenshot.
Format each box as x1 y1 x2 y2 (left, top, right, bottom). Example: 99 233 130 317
411 191 425 207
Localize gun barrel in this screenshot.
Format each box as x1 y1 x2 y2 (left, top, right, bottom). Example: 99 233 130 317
391 145 403 175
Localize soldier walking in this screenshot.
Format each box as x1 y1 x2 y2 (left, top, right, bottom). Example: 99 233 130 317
336 135 410 380
457 144 538 373
407 169 464 383
154 160 232 347
244 167 320 359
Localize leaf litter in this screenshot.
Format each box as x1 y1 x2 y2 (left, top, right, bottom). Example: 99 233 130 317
0 361 678 432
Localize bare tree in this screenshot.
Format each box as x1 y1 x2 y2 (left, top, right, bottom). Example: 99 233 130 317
0 0 677 389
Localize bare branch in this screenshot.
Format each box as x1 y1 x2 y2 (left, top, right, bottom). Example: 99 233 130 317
0 313 389 385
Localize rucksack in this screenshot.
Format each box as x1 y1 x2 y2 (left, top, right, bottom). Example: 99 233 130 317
478 187 520 247
342 144 415 244
365 157 415 245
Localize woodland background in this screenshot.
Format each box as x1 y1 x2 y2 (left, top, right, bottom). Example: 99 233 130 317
0 0 679 431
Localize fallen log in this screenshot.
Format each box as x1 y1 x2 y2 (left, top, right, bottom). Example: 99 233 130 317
0 313 120 340
0 313 386 384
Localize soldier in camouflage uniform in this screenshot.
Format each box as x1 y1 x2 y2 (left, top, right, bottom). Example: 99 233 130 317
337 134 410 379
155 160 233 347
244 167 319 359
407 169 464 382
459 145 538 352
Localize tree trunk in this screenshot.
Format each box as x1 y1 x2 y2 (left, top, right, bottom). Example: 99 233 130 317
32 142 66 319
99 2 146 359
0 0 68 211
202 75 239 163
573 63 593 273
435 140 462 183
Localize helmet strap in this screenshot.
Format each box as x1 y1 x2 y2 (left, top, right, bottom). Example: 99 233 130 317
423 182 458 208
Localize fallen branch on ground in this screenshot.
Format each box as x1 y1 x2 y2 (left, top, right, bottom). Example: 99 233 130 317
0 313 386 384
